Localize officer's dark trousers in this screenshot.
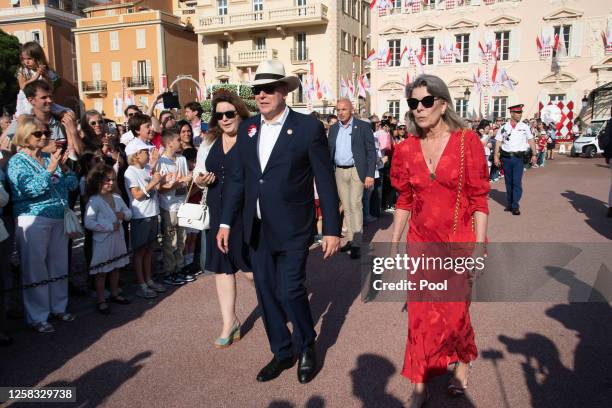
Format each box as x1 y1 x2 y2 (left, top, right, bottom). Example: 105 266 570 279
250 219 315 360
502 155 524 209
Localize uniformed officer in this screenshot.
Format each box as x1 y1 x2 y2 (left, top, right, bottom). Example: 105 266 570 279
493 104 537 215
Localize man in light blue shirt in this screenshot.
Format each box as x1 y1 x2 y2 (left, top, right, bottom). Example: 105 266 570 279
327 99 376 259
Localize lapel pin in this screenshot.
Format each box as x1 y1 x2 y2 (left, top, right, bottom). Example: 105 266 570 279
287 129 293 135
247 124 257 138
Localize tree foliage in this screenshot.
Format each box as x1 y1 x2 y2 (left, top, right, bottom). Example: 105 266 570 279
0 30 22 114
200 84 257 122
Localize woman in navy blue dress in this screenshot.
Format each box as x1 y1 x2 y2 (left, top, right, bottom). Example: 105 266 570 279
197 90 253 348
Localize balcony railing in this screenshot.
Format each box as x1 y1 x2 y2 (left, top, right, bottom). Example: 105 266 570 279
82 80 107 94
124 76 154 90
290 48 308 64
197 4 328 34
234 49 278 67
215 56 230 71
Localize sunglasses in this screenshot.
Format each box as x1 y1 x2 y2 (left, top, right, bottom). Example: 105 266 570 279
89 120 103 126
252 85 278 95
31 130 52 138
213 111 237 121
407 95 439 110
127 112 137 117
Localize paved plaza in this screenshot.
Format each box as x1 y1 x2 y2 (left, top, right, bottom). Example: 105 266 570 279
1 155 611 407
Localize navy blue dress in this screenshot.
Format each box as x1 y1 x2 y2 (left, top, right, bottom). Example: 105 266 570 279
205 137 251 274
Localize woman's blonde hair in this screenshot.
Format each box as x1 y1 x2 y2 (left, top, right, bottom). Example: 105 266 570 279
12 114 43 148
405 74 466 138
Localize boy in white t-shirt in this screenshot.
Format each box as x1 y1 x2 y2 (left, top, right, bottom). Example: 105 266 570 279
124 139 166 299
156 130 195 285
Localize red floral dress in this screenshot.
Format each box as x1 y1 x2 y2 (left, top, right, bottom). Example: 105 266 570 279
390 129 490 383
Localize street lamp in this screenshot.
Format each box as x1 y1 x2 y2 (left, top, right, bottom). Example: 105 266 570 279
464 87 471 99
581 94 589 109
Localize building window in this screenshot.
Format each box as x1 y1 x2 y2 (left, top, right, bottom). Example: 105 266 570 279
495 31 510 61
217 0 227 16
455 98 468 118
455 33 469 63
421 37 434 65
11 0 20 7
492 97 507 120
341 31 350 52
111 62 120 81
90 33 99 52
553 25 571 57
423 0 436 10
254 37 266 50
352 0 359 20
110 31 119 51
30 30 43 46
94 100 103 114
220 78 229 84
342 0 348 15
362 40 367 59
294 33 307 60
388 39 401 67
549 94 566 103
253 0 263 20
353 36 359 55
296 73 305 104
387 100 400 119
362 2 369 26
136 29 146 49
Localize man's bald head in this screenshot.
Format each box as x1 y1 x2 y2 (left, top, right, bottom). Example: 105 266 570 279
336 98 353 124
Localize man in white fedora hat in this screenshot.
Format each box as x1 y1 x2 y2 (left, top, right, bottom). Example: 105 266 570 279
218 59 341 383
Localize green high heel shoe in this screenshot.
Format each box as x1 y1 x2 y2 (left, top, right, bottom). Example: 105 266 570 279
214 320 241 349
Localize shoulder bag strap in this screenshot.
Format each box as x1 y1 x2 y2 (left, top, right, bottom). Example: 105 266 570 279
452 129 466 237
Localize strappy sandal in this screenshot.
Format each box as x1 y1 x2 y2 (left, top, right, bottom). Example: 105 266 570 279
96 302 111 315
448 362 472 397
109 295 131 305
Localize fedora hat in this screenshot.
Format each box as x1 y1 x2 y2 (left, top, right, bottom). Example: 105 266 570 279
251 59 300 93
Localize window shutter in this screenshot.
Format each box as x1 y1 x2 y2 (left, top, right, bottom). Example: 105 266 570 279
433 34 442 65
569 22 583 57
111 62 120 81
90 33 99 52
469 32 478 63
509 27 521 61
136 29 146 49
132 61 137 79
92 63 101 81
145 60 152 79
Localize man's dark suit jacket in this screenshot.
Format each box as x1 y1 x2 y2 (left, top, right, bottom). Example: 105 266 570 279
221 109 340 252
327 118 377 182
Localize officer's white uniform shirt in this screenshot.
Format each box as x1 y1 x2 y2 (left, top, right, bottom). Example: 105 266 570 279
495 121 533 153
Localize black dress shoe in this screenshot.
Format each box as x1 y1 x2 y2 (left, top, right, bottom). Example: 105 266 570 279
511 208 521 216
504 207 512 212
340 241 352 252
256 357 295 382
298 346 317 384
349 247 361 259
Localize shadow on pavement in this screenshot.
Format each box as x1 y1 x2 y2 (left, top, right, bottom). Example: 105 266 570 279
561 190 612 240
268 395 325 408
350 354 404 408
489 188 507 209
0 288 172 389
9 351 153 408
496 267 612 408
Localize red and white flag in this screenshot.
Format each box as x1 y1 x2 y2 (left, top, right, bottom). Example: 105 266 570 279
366 48 377 62
536 35 543 51
358 76 367 99
405 71 411 86
247 67 253 82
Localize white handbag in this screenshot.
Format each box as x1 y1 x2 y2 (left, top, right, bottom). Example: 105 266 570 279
177 180 210 230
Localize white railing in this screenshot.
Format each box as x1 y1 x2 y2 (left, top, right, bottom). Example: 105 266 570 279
235 49 278 65
199 4 327 29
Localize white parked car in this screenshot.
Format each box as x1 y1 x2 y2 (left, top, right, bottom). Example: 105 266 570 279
570 120 608 158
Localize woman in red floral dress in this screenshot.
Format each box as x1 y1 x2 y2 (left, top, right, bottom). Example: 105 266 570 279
390 75 490 407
